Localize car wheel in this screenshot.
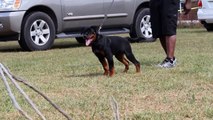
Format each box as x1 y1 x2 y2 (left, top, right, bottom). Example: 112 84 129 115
76 37 85 44
203 23 213 32
130 8 156 42
19 12 55 51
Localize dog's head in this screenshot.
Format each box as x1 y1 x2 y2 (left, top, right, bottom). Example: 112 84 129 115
82 27 98 46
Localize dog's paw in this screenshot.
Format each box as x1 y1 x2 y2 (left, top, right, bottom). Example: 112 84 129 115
103 71 109 76
109 70 115 77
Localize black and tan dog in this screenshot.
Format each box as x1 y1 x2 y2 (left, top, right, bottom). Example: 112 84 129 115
83 27 141 77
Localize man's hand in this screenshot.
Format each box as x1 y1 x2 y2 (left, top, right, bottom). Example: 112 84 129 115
183 0 191 15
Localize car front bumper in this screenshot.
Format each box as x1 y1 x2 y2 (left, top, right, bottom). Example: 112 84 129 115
0 11 25 41
197 9 213 23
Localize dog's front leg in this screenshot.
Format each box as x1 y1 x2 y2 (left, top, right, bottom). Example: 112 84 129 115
106 53 115 77
95 53 109 75
100 59 109 76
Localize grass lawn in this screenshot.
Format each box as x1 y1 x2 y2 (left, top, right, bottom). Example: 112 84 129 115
0 28 213 120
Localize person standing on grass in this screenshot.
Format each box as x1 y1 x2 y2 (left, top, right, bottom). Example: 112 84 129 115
150 0 191 68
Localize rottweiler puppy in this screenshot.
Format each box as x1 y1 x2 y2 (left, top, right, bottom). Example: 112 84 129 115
83 27 141 77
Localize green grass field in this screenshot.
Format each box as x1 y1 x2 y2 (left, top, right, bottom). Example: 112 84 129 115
0 28 213 120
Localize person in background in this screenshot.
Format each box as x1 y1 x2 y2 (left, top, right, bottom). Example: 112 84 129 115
150 0 191 68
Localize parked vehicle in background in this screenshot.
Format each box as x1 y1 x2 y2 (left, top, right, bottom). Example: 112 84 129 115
0 0 154 51
197 0 213 31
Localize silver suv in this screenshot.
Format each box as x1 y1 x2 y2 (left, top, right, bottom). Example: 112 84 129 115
0 0 153 51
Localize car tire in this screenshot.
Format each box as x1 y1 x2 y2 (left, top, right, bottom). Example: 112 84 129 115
130 8 156 42
19 12 55 51
76 37 85 44
203 23 213 32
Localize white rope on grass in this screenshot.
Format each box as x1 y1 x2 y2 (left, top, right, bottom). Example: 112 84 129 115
0 67 33 120
0 63 73 120
110 96 120 120
5 67 72 120
0 63 46 120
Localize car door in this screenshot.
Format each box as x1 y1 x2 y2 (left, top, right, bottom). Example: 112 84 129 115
61 0 104 31
103 0 135 26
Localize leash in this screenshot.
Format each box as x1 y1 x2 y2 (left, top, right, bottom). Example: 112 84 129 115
98 0 115 34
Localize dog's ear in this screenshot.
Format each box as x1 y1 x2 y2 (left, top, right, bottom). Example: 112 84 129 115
90 26 99 34
81 28 86 35
81 26 98 35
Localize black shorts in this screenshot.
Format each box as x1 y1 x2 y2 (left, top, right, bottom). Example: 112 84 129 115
150 0 179 38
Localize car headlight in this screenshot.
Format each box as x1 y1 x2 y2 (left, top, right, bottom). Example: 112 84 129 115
0 0 21 9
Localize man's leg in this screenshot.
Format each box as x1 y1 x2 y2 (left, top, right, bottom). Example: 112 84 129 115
159 35 176 58
158 35 177 68
159 36 167 55
166 35 176 59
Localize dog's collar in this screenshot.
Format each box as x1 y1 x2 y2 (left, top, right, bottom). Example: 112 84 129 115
97 34 103 40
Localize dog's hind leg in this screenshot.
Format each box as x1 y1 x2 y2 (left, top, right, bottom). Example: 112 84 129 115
115 54 129 73
125 52 141 73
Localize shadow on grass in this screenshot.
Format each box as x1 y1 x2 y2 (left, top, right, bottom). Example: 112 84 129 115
179 28 210 33
68 73 103 78
0 46 23 52
140 59 160 67
0 40 85 52
191 29 210 33
52 42 85 49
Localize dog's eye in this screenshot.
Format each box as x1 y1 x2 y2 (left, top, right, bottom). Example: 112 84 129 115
83 35 87 39
82 33 88 39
